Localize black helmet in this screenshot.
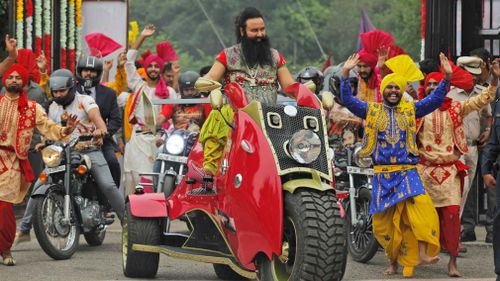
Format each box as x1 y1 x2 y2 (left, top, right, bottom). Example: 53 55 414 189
179 71 200 98
296 67 323 95
48 69 75 92
49 69 76 107
76 55 103 89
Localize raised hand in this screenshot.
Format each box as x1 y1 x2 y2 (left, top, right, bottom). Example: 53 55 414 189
342 54 359 78
439 52 453 80
172 61 181 75
63 114 80 135
36 51 47 73
376 46 390 69
5 35 17 60
103 59 113 72
141 24 156 38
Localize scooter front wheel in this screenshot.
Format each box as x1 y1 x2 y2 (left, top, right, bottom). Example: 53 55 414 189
257 189 347 281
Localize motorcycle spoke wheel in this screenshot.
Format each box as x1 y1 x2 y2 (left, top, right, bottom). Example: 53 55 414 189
39 194 78 252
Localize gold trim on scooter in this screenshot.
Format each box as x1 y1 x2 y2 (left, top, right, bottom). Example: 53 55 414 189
131 243 256 279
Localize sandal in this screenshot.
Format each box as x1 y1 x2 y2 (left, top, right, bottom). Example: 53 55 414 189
2 251 16 266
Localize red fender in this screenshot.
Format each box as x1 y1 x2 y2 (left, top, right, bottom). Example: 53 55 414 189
128 193 168 218
284 82 321 109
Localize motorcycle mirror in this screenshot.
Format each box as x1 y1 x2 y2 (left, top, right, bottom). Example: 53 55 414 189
304 80 316 94
195 77 221 92
209 89 223 110
321 91 335 110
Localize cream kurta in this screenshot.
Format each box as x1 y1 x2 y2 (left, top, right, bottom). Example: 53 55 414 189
417 85 497 207
0 95 67 203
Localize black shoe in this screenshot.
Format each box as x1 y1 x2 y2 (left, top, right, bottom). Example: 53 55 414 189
461 231 477 242
486 232 493 244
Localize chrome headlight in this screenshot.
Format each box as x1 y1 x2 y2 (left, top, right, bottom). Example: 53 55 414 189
353 146 373 168
288 129 322 164
165 134 185 155
41 145 64 167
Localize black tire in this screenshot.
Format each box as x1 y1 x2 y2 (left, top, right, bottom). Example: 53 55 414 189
213 264 248 280
84 228 106 246
345 188 379 263
122 203 161 278
32 193 80 260
162 174 176 199
257 189 347 281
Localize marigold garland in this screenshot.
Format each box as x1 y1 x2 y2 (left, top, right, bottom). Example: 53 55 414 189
26 0 33 49
16 0 24 48
76 0 82 60
68 0 75 72
43 0 51 72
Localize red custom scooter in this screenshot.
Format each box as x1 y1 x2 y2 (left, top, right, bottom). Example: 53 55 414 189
122 79 347 281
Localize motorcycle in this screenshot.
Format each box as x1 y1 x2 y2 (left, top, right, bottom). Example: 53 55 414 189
31 135 110 260
122 80 347 281
332 138 379 263
138 128 199 198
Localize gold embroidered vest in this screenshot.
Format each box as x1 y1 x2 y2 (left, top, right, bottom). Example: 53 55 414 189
359 102 418 158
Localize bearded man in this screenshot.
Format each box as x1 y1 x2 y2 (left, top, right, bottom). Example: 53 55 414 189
416 65 499 277
123 25 179 195
193 7 295 182
0 63 78 265
340 53 454 278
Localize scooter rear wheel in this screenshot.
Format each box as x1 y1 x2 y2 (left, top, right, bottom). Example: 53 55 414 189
122 203 160 278
257 189 347 281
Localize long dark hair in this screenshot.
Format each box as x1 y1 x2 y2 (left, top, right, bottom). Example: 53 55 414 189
235 7 264 43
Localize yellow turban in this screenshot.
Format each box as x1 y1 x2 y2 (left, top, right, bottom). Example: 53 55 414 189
380 55 424 93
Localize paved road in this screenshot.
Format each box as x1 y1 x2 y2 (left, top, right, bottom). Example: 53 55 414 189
4 221 496 281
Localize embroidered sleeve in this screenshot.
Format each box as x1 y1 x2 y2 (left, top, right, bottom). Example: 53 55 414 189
461 85 497 117
415 79 450 118
340 77 367 119
34 103 66 141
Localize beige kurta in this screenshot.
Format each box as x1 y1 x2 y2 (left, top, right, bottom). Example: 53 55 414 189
0 95 67 203
417 85 496 207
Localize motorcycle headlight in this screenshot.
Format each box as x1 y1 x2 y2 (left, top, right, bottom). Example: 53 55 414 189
288 129 322 164
353 146 373 168
41 145 64 167
165 134 185 155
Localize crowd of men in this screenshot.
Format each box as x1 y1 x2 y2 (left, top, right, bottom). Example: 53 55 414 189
0 5 499 281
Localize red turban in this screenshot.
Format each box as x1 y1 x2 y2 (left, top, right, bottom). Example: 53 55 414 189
17 49 40 83
143 54 169 99
2 64 29 108
358 49 377 68
156 41 178 62
2 63 29 88
143 54 165 73
442 61 474 92
419 72 444 99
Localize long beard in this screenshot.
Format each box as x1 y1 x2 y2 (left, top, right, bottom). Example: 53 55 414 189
241 35 273 67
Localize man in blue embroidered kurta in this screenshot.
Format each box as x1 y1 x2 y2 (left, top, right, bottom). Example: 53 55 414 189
340 53 453 277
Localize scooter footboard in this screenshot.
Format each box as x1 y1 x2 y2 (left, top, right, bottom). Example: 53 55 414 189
128 193 168 218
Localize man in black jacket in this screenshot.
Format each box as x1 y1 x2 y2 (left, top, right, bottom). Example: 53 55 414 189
75 55 122 187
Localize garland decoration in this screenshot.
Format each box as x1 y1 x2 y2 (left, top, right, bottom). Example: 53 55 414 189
60 0 67 69
34 0 43 54
43 0 51 72
76 0 82 61
16 0 24 49
26 0 33 49
68 0 75 72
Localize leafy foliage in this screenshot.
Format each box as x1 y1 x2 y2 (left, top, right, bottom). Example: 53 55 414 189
130 0 421 73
